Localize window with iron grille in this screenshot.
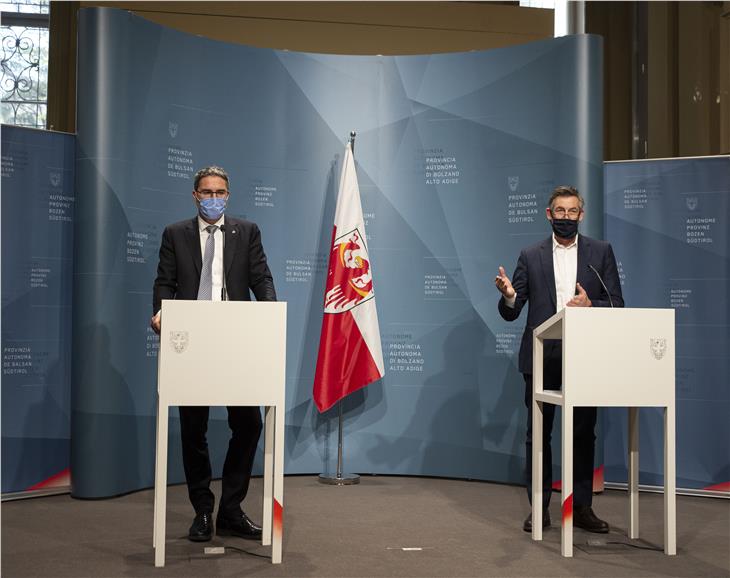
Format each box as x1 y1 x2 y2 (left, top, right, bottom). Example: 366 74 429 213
1 0 50 129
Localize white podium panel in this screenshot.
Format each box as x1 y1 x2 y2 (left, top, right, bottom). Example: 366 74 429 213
158 301 285 407
531 307 676 558
153 300 286 567
562 308 675 407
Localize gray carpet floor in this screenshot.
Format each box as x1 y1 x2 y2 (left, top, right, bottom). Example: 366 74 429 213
2 475 728 577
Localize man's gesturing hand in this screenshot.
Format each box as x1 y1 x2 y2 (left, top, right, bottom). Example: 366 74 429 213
494 266 516 299
566 283 592 307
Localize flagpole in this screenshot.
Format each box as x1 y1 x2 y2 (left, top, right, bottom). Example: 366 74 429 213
318 131 361 486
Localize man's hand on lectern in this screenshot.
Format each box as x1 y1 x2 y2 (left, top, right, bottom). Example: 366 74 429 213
150 310 161 335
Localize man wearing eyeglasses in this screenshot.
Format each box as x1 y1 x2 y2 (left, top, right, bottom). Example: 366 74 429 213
151 166 276 543
494 185 623 534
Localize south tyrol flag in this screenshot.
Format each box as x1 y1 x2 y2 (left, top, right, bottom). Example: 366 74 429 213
313 142 384 413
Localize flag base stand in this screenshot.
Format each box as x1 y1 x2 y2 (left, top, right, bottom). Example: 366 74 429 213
318 473 360 485
318 399 360 485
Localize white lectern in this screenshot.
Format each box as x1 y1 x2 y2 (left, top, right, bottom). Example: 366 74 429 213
531 307 676 557
153 300 286 567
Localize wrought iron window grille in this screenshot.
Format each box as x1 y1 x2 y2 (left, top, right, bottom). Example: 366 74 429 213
1 6 50 129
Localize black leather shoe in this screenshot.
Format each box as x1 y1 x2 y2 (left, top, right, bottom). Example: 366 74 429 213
188 511 213 542
523 510 551 532
574 506 609 533
216 512 263 540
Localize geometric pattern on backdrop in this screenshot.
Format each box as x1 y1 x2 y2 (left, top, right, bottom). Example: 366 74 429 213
73 8 603 497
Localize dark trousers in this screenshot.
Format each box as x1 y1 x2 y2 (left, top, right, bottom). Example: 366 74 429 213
524 374 597 510
179 405 262 518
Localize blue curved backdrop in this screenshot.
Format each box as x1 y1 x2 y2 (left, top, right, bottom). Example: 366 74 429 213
72 8 603 497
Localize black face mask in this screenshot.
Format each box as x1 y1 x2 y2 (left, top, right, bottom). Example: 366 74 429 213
550 218 579 239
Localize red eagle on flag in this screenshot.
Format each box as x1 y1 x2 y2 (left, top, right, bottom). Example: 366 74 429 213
313 142 384 413
323 228 373 312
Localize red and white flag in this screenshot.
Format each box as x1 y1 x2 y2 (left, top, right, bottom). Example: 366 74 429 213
313 142 384 413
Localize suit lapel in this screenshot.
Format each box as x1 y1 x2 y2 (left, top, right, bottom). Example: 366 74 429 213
539 237 557 310
577 235 592 287
223 218 237 276
185 218 202 276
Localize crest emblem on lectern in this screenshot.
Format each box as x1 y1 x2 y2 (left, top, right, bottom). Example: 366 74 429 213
508 176 519 192
686 197 698 211
49 171 61 187
649 338 667 360
168 121 178 138
170 331 188 353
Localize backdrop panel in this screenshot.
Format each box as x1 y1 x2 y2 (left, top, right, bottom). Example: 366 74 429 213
604 156 730 492
73 8 603 497
1 125 74 494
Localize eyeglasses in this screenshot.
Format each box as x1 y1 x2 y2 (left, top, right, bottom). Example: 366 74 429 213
551 207 581 219
195 189 229 199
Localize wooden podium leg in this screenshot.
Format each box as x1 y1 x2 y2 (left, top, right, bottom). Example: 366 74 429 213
262 405 274 547
561 404 573 558
153 400 168 567
664 405 677 555
628 407 639 539
272 404 284 564
532 397 543 541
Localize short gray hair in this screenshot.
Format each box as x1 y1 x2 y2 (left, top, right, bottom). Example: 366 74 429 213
194 166 229 191
548 185 584 210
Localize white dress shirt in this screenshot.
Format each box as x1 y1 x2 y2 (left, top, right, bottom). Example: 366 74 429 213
503 233 579 310
552 233 578 312
198 215 225 301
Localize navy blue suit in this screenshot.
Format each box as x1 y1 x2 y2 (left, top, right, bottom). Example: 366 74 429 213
498 235 623 508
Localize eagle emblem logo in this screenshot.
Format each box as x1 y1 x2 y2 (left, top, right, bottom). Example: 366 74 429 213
649 338 667 360
169 330 188 353
323 227 374 313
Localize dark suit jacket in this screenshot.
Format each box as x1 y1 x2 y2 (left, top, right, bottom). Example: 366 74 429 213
498 235 624 378
152 216 276 313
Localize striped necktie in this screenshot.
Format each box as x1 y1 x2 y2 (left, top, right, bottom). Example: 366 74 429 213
196 225 218 300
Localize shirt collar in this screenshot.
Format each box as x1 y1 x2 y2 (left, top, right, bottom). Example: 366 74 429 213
197 215 224 232
552 233 578 251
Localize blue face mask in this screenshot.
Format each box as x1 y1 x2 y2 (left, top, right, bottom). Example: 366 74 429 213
198 197 226 222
